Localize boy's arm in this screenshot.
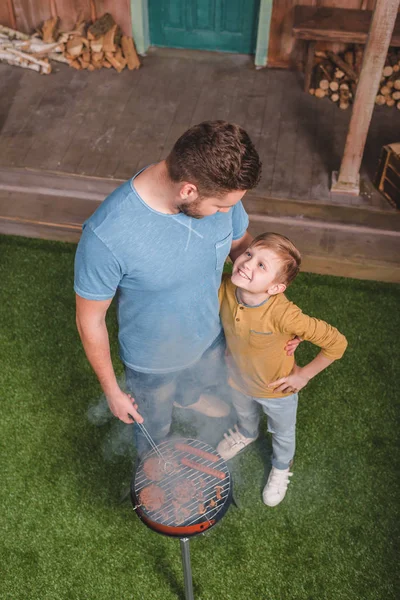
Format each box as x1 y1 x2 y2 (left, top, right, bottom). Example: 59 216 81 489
268 353 334 394
268 303 348 394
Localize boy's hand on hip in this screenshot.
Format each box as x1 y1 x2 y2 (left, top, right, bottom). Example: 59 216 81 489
284 336 302 356
268 365 310 394
107 389 144 424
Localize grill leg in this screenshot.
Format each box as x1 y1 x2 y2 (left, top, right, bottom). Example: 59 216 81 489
180 537 194 600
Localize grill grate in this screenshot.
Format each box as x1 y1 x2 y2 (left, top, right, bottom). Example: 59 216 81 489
133 438 231 528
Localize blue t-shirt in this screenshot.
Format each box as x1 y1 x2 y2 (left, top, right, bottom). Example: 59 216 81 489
74 171 249 373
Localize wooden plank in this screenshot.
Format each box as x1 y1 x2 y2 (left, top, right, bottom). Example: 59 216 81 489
11 0 52 34
131 57 190 173
251 69 285 195
22 68 81 171
248 213 400 272
293 6 400 46
310 93 338 202
268 1 391 68
0 166 123 198
0 2 13 28
0 66 49 167
112 55 173 179
159 61 213 162
332 0 400 195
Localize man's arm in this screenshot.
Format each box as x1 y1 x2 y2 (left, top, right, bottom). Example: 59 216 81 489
229 230 253 263
75 294 143 424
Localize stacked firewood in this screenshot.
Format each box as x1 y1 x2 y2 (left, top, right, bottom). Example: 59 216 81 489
0 13 140 74
309 46 400 110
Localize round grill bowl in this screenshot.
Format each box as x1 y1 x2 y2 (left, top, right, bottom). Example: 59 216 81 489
131 438 232 538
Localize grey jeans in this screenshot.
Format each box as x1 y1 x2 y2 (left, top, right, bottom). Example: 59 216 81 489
125 331 228 456
232 389 299 470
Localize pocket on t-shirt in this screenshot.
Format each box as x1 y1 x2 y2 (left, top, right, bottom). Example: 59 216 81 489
215 232 233 271
249 329 274 349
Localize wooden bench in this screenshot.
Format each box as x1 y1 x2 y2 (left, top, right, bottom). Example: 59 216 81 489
293 6 400 92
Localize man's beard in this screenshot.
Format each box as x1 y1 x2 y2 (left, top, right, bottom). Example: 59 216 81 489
177 199 204 219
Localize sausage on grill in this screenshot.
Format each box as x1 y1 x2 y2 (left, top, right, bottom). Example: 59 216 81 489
180 457 226 480
174 443 219 463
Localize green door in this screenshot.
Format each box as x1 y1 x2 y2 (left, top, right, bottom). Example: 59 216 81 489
149 0 260 54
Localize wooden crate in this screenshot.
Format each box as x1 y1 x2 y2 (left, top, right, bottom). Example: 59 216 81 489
375 143 400 209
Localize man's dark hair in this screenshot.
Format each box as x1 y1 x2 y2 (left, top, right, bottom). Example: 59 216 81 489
166 120 262 196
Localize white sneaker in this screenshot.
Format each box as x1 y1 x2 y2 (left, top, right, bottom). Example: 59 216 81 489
173 394 230 418
262 467 293 507
216 425 257 460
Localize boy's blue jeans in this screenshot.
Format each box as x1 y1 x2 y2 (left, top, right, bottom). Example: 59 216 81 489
232 389 299 470
125 332 227 457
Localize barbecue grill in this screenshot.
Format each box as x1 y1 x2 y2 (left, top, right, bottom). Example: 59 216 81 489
131 437 232 600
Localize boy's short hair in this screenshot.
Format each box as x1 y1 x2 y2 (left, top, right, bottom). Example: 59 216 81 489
166 120 262 197
251 232 301 286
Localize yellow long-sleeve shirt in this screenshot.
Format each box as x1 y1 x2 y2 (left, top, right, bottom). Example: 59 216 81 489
219 274 347 398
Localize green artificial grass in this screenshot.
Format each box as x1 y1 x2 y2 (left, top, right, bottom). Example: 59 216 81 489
1 234 399 600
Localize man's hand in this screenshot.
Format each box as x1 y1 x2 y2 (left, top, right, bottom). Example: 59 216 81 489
285 336 302 356
107 389 144 424
268 364 310 395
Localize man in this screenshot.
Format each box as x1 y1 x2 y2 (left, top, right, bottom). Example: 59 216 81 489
75 120 295 455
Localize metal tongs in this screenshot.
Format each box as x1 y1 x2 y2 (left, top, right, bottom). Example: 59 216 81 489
128 413 175 472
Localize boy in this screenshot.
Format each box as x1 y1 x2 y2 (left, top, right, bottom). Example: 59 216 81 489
217 232 347 507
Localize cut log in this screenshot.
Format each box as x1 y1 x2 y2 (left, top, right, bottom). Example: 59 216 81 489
105 50 125 72
327 51 358 82
380 85 391 96
1 46 52 73
41 17 59 43
48 52 69 64
344 50 354 67
392 90 400 100
386 97 395 107
329 80 339 92
315 88 326 99
354 45 364 75
66 36 84 57
90 36 104 53
88 13 115 39
334 69 345 79
69 59 81 70
0 25 30 40
375 94 387 105
91 51 104 62
121 36 140 70
339 88 350 110
103 24 119 53
383 65 393 77
331 93 339 103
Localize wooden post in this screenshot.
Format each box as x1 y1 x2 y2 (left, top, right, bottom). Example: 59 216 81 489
331 0 400 195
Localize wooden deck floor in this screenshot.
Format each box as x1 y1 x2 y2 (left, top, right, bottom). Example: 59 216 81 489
1 47 399 210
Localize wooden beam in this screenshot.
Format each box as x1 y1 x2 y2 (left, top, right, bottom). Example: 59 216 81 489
331 0 400 196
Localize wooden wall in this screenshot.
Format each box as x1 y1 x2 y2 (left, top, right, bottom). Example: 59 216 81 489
0 0 132 36
267 0 379 68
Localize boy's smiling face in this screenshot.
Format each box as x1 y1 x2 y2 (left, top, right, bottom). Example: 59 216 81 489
231 245 286 297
